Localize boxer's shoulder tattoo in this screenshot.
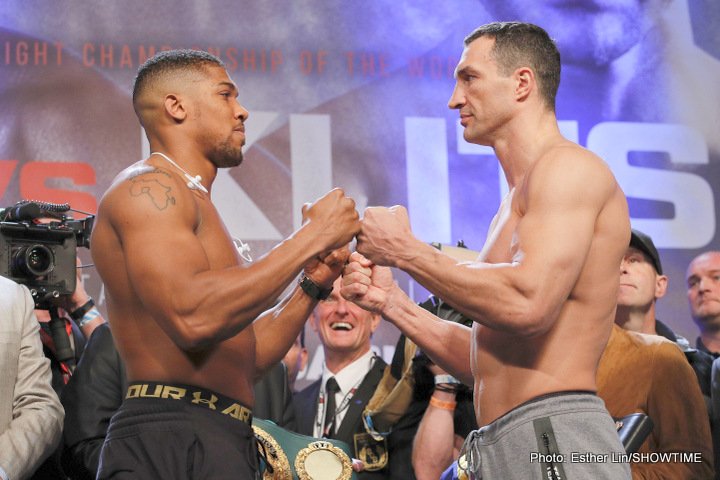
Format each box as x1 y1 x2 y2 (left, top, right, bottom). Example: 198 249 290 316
129 169 177 211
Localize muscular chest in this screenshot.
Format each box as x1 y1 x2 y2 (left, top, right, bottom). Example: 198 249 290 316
478 191 521 264
195 200 243 269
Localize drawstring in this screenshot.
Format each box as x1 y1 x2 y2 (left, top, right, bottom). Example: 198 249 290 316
254 435 272 479
458 430 483 479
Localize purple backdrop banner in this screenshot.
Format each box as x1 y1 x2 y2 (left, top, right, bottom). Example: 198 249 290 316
1 0 718 390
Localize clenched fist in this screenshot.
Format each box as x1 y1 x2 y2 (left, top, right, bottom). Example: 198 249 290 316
356 205 415 267
302 188 360 254
341 252 395 315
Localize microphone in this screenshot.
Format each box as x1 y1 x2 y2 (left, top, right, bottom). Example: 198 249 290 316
0 201 70 222
1 202 43 221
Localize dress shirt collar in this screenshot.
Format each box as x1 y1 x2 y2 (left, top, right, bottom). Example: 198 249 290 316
321 349 376 396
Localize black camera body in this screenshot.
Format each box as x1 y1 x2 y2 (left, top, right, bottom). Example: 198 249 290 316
0 201 94 308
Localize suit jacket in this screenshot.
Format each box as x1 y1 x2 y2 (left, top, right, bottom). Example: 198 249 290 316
32 316 87 480
60 323 296 479
61 323 127 480
0 277 64 480
294 356 387 479
253 361 297 431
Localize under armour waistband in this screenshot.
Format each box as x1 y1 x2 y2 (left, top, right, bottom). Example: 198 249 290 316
125 381 253 425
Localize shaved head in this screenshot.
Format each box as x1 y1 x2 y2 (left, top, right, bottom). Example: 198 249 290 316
687 251 720 331
132 49 225 126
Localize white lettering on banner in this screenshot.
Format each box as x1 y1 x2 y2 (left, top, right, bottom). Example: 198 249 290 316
446 119 714 249
405 117 451 244
588 122 714 248
141 112 333 240
141 112 332 241
142 117 715 250
141 113 283 240
290 114 333 230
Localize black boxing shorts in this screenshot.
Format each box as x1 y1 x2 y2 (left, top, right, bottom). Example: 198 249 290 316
97 382 258 479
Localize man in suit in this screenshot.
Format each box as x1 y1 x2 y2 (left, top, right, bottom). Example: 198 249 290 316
294 276 387 478
0 275 64 480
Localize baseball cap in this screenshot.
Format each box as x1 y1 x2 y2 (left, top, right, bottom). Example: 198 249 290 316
629 229 663 274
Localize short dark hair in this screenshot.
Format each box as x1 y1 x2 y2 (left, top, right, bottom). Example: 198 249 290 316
132 49 225 106
464 22 561 111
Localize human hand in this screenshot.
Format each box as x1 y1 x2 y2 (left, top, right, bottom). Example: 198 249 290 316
340 252 395 315
59 257 92 313
352 458 365 472
356 205 415 267
303 245 351 290
302 188 360 253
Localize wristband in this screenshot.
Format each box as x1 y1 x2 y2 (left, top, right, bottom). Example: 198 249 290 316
70 298 95 321
429 396 457 411
298 275 333 301
78 307 101 328
435 384 460 394
434 374 460 386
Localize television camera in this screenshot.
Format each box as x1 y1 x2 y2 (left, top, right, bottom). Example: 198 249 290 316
0 200 95 370
0 200 94 309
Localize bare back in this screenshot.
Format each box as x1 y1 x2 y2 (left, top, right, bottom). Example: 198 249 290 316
92 162 256 405
471 142 629 424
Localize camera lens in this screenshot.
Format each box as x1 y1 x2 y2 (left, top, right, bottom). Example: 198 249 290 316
13 244 54 277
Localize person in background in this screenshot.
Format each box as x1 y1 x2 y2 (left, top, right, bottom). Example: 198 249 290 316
617 230 712 401
687 251 720 358
0 275 64 480
597 327 714 478
31 258 106 480
283 329 308 391
293 276 388 478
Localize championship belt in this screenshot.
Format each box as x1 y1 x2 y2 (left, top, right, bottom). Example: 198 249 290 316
253 418 357 480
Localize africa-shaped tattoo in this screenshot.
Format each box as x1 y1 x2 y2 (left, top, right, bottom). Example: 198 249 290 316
130 178 176 210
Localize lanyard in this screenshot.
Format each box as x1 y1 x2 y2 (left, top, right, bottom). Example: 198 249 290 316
316 382 360 438
314 355 377 437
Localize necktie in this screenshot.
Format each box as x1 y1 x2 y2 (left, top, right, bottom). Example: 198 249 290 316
323 377 341 437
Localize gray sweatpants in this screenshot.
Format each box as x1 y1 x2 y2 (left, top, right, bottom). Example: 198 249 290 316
459 391 631 480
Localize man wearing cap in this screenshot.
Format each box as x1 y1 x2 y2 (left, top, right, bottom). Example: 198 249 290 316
595 228 714 478
615 230 669 335
617 230 713 396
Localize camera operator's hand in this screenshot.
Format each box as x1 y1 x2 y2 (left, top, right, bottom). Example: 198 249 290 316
301 189 360 254
59 258 106 338
62 260 92 311
35 258 90 318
